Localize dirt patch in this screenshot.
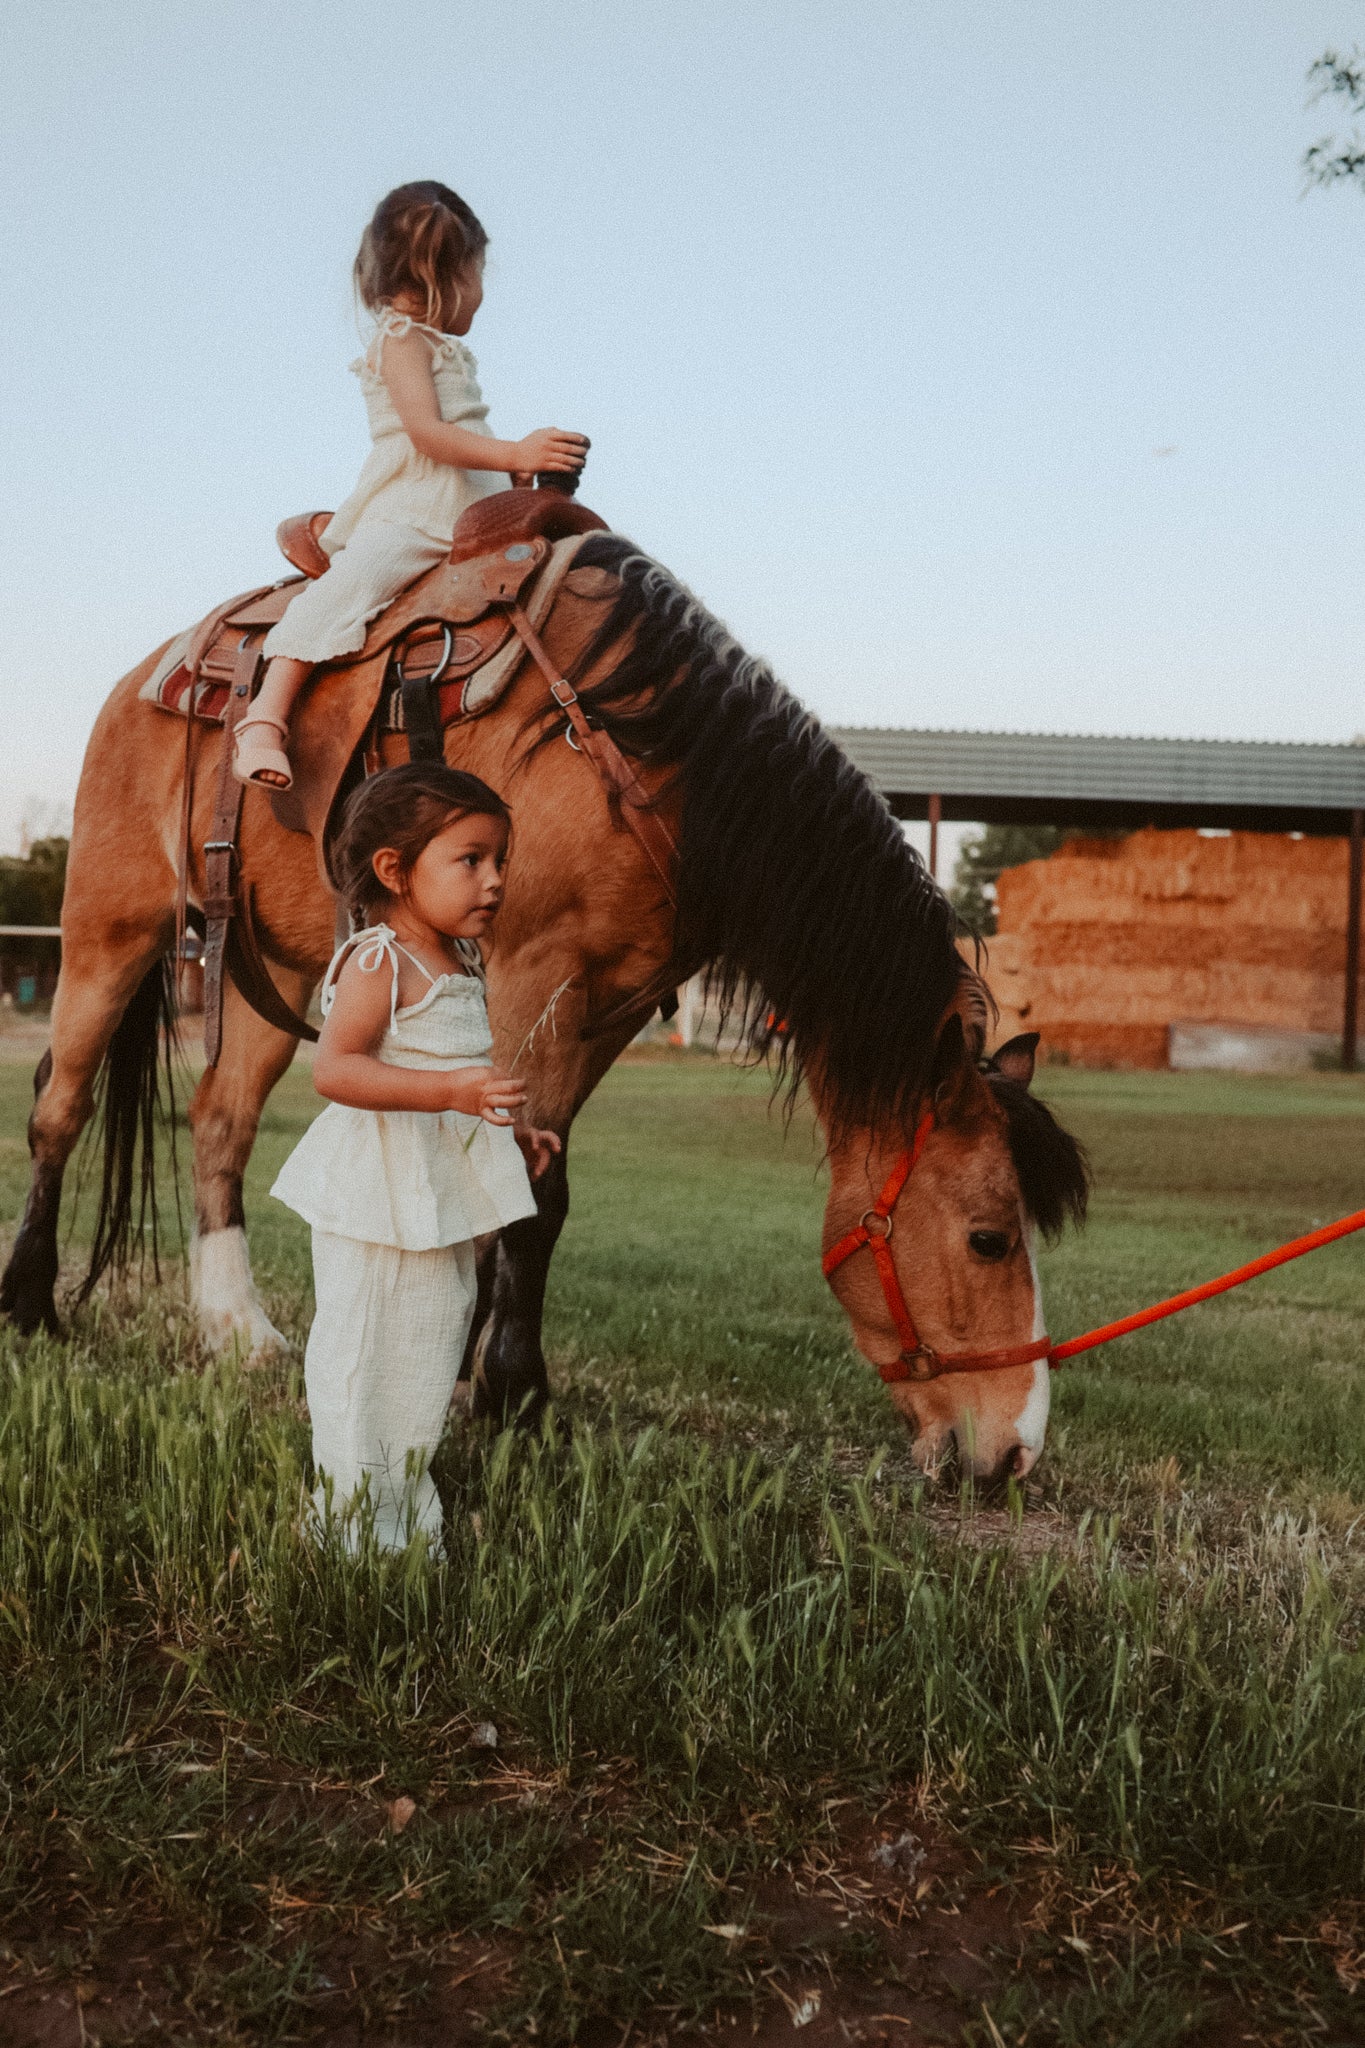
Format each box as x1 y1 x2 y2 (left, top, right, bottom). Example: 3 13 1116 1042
920 1498 1074 1563
0 1930 516 2048
0 1782 1034 2048
696 1792 1029 2047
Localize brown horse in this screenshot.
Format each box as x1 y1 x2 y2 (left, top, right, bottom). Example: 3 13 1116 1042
0 534 1087 1484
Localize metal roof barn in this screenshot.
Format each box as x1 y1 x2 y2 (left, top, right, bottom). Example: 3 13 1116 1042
826 726 1365 1069
828 727 1365 836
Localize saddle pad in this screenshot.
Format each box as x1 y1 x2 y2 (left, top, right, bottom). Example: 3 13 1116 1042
139 535 609 734
139 578 304 720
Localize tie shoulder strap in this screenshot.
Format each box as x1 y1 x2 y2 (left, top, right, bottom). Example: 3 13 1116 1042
320 923 403 1032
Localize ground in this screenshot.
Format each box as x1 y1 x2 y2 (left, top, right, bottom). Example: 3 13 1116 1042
1 1036 1364 2046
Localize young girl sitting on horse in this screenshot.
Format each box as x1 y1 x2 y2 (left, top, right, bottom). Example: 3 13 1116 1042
271 761 560 1552
234 180 589 790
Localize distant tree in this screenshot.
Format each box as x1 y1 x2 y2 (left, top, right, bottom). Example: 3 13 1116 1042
0 837 67 926
950 825 1069 936
1303 48 1365 191
0 838 66 999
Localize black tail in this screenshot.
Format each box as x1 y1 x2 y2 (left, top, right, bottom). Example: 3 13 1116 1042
77 954 181 1304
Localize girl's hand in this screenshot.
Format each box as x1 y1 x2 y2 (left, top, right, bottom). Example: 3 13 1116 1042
445 1066 528 1123
515 1125 563 1182
512 428 589 475
380 331 587 479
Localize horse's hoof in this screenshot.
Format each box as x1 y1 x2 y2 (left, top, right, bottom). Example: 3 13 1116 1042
469 1317 550 1428
196 1304 287 1363
0 1282 61 1338
190 1227 287 1361
0 1244 61 1338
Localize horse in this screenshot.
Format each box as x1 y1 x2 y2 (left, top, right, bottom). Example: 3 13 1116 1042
0 531 1088 1485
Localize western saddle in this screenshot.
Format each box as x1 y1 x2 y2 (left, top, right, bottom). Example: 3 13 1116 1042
150 483 677 1062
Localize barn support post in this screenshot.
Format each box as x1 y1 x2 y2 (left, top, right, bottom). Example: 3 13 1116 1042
928 793 942 881
1344 807 1363 1072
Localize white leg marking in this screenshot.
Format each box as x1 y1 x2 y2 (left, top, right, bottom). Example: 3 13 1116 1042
191 1227 286 1357
1012 1218 1051 1467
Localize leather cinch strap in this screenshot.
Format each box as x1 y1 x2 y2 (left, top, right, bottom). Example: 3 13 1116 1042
200 637 319 1065
201 640 257 1067
821 1109 1052 1383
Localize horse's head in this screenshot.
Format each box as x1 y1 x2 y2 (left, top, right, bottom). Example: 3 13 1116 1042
822 1019 1088 1487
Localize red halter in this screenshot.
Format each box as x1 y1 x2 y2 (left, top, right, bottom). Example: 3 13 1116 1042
821 1110 1053 1384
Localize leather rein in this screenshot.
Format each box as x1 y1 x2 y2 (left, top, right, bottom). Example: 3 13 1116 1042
820 1109 1053 1385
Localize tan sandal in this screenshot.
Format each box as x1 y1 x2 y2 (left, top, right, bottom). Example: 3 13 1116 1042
232 713 293 791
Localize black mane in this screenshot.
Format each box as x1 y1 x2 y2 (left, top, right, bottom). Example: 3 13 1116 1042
547 535 966 1138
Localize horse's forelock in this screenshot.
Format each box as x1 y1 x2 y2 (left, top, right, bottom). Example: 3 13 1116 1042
986 1074 1090 1241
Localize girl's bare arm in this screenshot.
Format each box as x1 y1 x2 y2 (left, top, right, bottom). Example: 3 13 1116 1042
379 329 587 475
312 955 527 1120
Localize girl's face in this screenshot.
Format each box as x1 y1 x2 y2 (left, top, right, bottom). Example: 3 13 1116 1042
446 257 484 336
373 810 509 940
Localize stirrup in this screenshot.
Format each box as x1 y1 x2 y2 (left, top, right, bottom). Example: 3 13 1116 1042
232 713 293 791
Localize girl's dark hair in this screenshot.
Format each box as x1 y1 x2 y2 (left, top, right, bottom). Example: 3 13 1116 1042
332 763 511 928
354 181 489 330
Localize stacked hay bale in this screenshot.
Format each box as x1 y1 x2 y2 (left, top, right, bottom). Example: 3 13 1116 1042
987 828 1359 1068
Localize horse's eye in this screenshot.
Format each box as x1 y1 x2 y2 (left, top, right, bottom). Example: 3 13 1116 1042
969 1230 1011 1262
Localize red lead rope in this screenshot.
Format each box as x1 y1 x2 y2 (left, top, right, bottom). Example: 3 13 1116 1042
823 1119 1365 1385
1050 1206 1365 1364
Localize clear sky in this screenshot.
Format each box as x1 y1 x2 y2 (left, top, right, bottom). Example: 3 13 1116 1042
2 1 1362 853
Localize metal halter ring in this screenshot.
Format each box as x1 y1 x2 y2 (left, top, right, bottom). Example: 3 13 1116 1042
860 1209 893 1242
393 625 454 688
565 716 603 754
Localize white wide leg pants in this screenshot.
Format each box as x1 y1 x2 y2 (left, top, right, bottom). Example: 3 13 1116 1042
262 522 451 664
305 1230 477 1552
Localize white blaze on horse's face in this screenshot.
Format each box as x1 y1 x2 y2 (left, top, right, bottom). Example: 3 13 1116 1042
1010 1216 1051 1476
822 1076 1050 1488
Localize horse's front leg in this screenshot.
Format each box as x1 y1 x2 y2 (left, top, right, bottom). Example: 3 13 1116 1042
187 969 314 1356
470 1145 570 1425
467 974 648 1425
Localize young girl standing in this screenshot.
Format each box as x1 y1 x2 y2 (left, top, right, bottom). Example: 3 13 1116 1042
234 180 589 789
271 761 560 1552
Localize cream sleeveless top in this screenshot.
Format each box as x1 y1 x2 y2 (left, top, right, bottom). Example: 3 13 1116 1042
271 925 536 1250
319 309 508 556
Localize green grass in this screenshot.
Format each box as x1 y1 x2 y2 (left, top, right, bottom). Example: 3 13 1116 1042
2 1053 1365 2043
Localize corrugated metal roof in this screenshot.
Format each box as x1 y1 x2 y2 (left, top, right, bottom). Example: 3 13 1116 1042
828 727 1365 831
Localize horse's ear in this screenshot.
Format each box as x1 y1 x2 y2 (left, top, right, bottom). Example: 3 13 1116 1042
988 1032 1041 1089
930 1012 974 1118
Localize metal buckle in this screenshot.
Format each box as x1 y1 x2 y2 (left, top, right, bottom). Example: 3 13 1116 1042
901 1347 939 1383
860 1208 893 1242
204 841 235 855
